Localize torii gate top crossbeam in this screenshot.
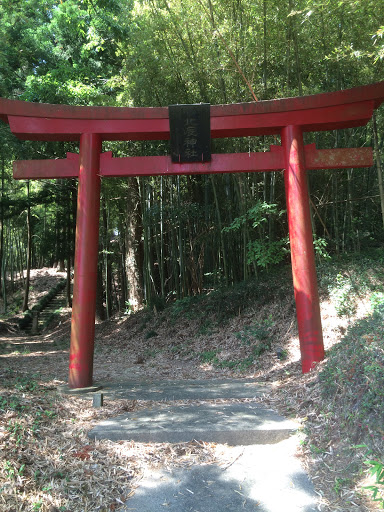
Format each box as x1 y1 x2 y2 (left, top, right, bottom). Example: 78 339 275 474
1 81 384 141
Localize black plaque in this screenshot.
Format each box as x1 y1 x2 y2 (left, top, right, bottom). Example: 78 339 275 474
169 103 211 163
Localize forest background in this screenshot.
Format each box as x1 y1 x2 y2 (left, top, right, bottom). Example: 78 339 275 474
0 0 383 317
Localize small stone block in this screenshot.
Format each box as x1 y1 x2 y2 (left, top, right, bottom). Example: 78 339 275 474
59 384 103 394
31 311 39 335
93 393 104 408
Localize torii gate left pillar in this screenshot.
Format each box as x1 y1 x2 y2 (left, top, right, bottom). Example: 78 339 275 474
69 133 101 388
1 80 383 388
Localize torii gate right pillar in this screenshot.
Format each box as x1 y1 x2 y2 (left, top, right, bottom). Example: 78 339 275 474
283 125 324 371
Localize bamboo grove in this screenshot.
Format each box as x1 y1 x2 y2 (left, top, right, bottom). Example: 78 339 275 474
0 0 383 316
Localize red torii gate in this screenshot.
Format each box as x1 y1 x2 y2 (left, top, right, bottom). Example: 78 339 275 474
1 81 384 388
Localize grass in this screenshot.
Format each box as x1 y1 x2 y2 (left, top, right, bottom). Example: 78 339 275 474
144 329 158 340
198 342 271 372
319 307 384 437
167 266 292 327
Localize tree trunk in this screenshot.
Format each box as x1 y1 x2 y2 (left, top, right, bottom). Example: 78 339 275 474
66 191 72 307
16 230 24 287
10 228 14 293
22 181 32 312
373 112 384 228
1 251 6 314
125 177 144 311
210 175 228 284
102 203 112 318
119 223 127 310
288 0 302 96
263 0 268 95
0 157 4 297
333 133 340 254
66 255 72 308
95 260 106 321
177 176 187 296
159 176 165 299
207 0 227 103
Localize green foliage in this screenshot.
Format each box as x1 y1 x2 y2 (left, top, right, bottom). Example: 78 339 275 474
319 308 384 427
223 202 283 232
224 202 288 269
3 460 25 480
313 237 331 260
198 318 273 371
198 347 268 372
372 26 384 63
124 299 138 316
168 342 194 357
197 320 214 336
329 273 357 317
144 329 158 340
246 238 289 268
7 420 27 446
143 347 161 359
199 350 218 364
364 460 384 508
0 394 23 412
12 375 39 393
370 292 384 314
170 296 199 321
235 317 274 345
333 477 352 495
166 271 291 331
32 500 43 511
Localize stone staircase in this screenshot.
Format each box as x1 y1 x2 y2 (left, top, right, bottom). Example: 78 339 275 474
35 287 68 332
22 280 69 334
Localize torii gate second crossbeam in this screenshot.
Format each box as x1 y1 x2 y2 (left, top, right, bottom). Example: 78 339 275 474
1 81 384 388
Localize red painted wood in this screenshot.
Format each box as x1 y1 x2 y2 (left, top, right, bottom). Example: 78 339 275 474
1 80 383 122
14 155 79 179
7 101 374 141
211 101 374 138
68 133 102 389
282 125 325 373
303 145 373 169
8 115 169 142
100 152 281 175
13 146 373 179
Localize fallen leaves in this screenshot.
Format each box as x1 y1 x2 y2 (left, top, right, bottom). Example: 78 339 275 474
72 445 93 460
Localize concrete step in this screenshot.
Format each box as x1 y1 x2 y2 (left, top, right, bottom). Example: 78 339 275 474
88 401 298 445
100 378 270 401
87 379 296 445
45 299 65 306
40 308 64 317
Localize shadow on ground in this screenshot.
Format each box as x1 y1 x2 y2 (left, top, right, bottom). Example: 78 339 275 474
125 443 319 512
